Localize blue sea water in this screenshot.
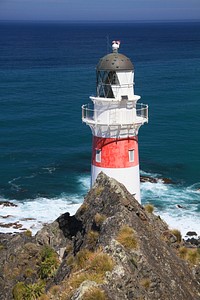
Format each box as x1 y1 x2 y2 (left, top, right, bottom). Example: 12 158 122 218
0 21 200 235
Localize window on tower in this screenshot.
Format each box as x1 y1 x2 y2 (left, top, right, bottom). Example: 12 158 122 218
97 71 119 98
96 149 102 163
129 149 134 162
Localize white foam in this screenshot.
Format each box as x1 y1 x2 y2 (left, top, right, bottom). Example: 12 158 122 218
0 196 82 235
158 211 200 238
141 179 200 236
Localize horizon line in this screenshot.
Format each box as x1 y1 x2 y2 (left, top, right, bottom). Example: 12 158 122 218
0 19 200 24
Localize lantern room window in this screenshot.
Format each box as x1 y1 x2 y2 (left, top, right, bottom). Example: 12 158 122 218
97 71 119 98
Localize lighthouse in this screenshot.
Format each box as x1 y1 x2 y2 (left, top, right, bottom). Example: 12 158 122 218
82 41 148 203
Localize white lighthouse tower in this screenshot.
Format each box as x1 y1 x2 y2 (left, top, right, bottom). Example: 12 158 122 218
82 41 148 203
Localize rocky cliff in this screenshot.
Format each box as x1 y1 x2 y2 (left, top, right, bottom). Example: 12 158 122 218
0 173 199 300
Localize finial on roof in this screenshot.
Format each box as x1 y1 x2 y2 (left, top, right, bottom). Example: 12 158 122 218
112 40 120 53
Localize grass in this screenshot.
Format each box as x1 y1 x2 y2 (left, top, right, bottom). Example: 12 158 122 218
24 268 36 278
178 246 200 265
170 229 182 243
23 229 32 237
94 213 106 227
83 287 107 300
116 225 138 250
78 203 89 215
87 230 99 249
59 248 114 300
75 249 92 270
144 204 154 214
140 278 151 290
95 186 104 196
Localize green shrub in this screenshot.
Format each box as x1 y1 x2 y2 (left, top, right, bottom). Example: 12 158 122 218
38 246 59 279
13 281 45 300
13 282 26 300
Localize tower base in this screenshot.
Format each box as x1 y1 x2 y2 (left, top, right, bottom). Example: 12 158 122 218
91 164 141 203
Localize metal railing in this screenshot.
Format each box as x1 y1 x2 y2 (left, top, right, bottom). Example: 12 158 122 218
82 103 148 125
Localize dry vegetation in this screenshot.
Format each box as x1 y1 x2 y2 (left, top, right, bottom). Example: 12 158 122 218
48 248 114 300
178 247 200 265
144 204 154 214
116 225 138 250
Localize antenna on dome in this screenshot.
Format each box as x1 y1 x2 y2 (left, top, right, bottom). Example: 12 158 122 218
106 35 110 53
112 40 120 53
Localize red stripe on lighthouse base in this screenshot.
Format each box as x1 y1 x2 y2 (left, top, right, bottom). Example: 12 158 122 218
92 136 139 168
91 136 141 202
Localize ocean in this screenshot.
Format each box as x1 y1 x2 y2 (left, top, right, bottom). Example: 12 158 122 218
0 21 200 236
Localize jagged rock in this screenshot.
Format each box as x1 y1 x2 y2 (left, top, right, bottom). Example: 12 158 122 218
140 175 174 184
0 173 199 300
186 231 198 236
71 281 98 300
0 201 17 207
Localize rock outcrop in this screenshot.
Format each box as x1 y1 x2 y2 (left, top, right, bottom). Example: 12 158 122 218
0 173 199 300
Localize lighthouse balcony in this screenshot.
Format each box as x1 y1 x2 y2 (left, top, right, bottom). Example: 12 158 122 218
82 103 148 127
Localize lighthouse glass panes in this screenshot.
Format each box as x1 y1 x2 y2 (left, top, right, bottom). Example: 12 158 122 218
82 41 148 203
97 71 119 98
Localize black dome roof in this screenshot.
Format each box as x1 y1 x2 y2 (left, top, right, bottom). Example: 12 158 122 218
96 52 134 71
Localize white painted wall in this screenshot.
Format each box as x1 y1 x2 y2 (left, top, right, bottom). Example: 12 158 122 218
91 164 141 203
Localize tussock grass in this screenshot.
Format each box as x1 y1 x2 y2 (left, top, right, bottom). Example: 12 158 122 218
170 229 182 243
144 204 154 214
78 203 88 215
23 229 32 237
140 278 151 290
87 230 99 249
116 225 138 250
83 287 107 300
94 213 106 226
95 186 104 196
178 247 200 265
75 249 92 270
38 295 50 300
59 249 114 300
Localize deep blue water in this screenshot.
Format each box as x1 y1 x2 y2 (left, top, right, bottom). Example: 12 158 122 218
0 21 200 234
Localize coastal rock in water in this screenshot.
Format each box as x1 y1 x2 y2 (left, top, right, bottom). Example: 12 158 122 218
186 231 198 236
140 175 174 184
0 201 17 207
0 172 199 300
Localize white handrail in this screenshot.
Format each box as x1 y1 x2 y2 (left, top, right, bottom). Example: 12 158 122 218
82 103 148 125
